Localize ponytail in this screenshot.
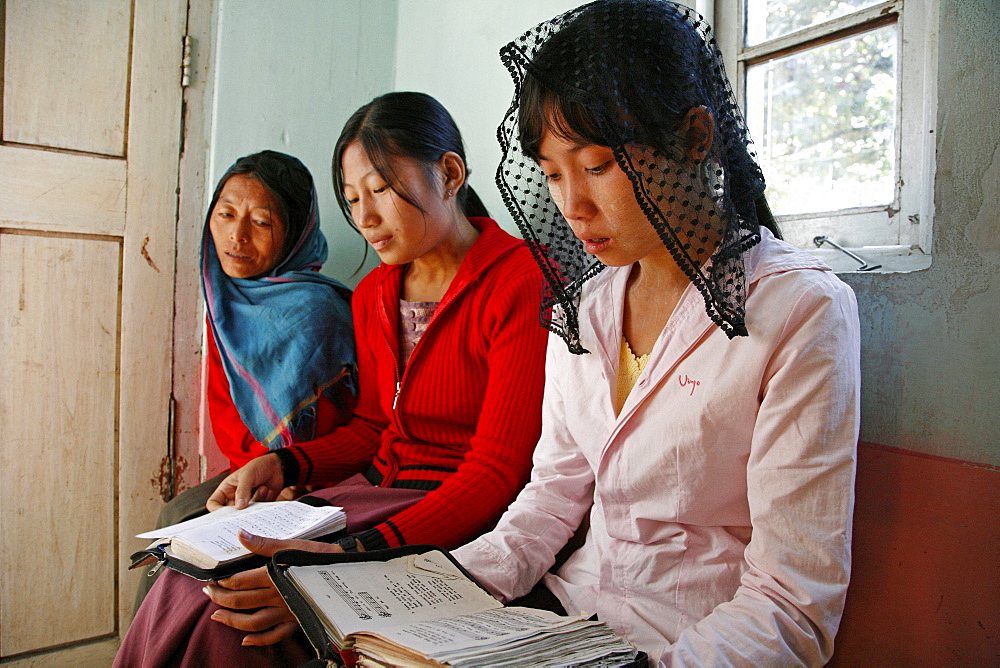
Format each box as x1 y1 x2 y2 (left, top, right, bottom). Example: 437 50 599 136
460 185 490 219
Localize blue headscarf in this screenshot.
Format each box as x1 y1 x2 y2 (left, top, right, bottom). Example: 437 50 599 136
201 150 357 449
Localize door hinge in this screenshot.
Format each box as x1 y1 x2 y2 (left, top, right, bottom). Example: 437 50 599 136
181 34 193 88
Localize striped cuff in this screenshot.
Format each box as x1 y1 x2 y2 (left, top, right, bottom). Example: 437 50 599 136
335 535 362 553
356 527 390 551
271 447 301 487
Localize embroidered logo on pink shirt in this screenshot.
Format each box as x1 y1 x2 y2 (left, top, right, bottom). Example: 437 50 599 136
678 373 701 396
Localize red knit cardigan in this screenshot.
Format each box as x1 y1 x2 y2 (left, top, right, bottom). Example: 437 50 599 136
283 218 547 551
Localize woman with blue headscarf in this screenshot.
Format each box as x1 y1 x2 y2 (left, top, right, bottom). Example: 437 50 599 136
134 150 357 607
201 150 356 464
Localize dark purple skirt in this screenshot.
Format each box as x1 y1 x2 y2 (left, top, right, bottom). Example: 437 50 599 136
115 474 426 667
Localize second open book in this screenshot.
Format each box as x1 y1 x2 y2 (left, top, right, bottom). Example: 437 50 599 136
130 499 346 580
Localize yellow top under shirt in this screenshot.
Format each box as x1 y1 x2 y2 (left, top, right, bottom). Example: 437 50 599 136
615 337 649 416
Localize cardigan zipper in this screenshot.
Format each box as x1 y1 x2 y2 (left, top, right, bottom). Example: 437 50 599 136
375 279 407 490
376 231 514 483
384 259 483 421
377 286 408 441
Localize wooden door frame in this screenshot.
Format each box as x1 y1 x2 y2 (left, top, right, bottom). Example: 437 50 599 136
169 0 220 501
115 0 191 640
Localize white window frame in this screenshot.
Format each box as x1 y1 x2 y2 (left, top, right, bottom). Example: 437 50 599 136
714 0 938 272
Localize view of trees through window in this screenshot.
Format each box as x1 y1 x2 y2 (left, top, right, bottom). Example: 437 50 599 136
743 1 896 219
745 0 883 44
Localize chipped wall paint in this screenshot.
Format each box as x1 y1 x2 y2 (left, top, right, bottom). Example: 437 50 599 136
841 0 1000 466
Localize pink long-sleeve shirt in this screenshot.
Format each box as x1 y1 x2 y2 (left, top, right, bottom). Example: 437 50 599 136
453 229 861 666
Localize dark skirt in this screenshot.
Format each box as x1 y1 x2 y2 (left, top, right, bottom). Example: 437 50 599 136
115 474 426 668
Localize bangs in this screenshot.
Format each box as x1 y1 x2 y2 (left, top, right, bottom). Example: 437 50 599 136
357 128 429 216
518 74 609 161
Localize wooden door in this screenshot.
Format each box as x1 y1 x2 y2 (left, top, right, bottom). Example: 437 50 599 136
0 1 187 663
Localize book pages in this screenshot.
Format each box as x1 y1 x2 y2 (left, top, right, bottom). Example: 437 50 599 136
136 504 247 539
288 551 502 646
285 550 639 667
137 501 345 570
355 607 586 663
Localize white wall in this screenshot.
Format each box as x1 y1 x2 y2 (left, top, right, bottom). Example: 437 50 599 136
209 0 398 286
393 1 585 232
392 0 702 231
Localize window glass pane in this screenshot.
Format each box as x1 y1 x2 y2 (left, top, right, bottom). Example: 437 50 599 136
745 0 884 46
745 25 896 217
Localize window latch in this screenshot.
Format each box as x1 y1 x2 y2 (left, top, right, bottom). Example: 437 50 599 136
813 236 882 271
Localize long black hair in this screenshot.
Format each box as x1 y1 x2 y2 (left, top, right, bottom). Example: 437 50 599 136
332 91 489 233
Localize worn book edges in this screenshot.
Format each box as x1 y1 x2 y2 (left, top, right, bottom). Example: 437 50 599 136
269 545 644 667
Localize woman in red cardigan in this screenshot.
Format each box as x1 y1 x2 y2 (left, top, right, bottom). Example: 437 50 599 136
116 92 547 667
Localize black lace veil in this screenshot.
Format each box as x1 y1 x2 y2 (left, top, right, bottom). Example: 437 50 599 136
496 0 767 353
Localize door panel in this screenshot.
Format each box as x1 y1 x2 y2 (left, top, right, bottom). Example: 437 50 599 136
0 639 119 668
0 145 127 235
2 0 132 155
0 234 120 655
0 0 187 660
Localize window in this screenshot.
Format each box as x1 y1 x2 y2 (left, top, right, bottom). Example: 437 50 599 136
714 0 938 271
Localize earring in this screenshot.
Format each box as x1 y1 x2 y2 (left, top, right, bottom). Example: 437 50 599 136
445 189 453 198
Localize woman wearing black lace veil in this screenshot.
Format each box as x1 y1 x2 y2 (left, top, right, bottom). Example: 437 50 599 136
454 1 861 663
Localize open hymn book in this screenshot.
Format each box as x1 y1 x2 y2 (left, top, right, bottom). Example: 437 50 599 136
129 499 346 580
268 545 644 667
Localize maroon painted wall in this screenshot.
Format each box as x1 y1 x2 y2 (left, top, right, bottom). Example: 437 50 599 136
831 442 1000 665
